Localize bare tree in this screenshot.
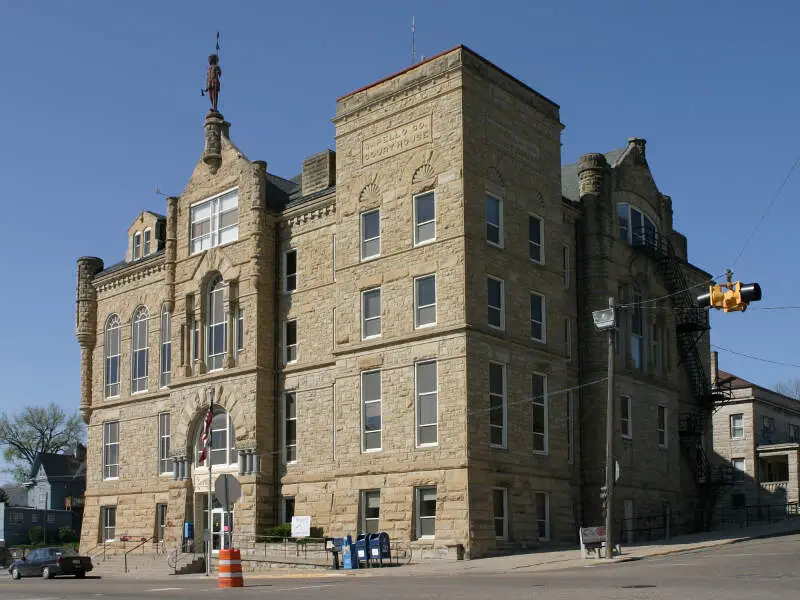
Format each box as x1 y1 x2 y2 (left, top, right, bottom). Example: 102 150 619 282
775 379 800 400
0 404 83 482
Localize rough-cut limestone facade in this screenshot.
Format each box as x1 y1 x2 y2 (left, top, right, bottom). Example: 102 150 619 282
76 46 711 559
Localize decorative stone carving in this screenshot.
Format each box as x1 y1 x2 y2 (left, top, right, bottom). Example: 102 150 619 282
577 153 609 198
359 182 380 204
412 163 436 184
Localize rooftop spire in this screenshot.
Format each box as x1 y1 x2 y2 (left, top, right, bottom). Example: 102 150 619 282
201 33 226 172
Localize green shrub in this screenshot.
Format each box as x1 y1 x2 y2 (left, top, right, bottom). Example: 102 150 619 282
58 527 77 544
28 526 44 546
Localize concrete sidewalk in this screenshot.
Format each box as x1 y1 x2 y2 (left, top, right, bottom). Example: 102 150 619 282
381 518 800 575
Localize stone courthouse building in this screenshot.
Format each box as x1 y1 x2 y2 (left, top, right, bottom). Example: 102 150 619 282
75 45 714 558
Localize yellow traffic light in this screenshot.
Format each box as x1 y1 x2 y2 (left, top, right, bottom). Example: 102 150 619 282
697 277 762 312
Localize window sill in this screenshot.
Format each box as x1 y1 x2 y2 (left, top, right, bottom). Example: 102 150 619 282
415 322 437 330
103 477 120 482
530 337 546 344
487 240 504 250
414 238 436 248
105 395 121 401
488 324 505 332
621 435 633 441
533 450 549 456
131 389 149 396
360 254 381 262
490 444 508 451
416 443 439 449
362 448 382 454
361 335 382 342
529 258 545 266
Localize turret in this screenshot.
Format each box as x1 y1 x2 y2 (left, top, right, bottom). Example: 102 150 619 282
75 256 104 423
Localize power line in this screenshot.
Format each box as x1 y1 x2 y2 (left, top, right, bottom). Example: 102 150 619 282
712 344 800 368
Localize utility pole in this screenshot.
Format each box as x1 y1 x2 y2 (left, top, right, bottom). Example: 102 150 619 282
604 297 616 559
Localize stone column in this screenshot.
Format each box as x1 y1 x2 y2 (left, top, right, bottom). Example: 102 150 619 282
203 110 225 173
196 298 206 374
225 281 237 368
165 196 178 313
75 256 104 424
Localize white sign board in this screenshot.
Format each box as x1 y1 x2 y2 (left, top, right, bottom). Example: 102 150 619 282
579 526 607 559
291 516 312 538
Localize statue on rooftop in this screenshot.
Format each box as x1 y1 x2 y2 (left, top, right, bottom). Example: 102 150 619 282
202 53 222 112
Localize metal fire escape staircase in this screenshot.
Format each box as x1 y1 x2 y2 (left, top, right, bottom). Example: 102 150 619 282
631 229 731 495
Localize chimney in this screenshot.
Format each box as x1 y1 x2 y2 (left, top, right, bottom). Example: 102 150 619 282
710 351 719 386
301 150 336 196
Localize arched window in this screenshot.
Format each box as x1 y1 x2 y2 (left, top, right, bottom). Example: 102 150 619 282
159 305 171 388
206 276 226 371
617 203 657 246
104 315 121 398
196 408 236 467
131 306 149 393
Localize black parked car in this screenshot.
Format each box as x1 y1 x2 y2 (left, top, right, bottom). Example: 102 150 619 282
8 547 93 579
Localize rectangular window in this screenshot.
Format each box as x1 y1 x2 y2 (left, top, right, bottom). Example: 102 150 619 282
617 203 629 242
236 307 244 356
493 488 508 540
485 194 503 247
102 506 117 542
620 395 632 439
657 405 667 448
360 209 381 260
133 232 141 260
562 245 570 290
414 275 437 328
284 249 297 292
532 373 548 454
415 486 437 539
564 318 572 361
143 229 151 256
730 413 744 439
567 391 574 464
189 188 239 254
103 421 120 480
528 214 543 263
192 317 199 363
283 320 297 364
282 497 295 524
788 423 800 443
158 413 171 474
361 288 382 339
487 277 505 330
530 293 545 342
732 458 746 484
535 492 550 541
489 362 507 448
414 191 436 245
631 291 644 370
160 310 171 388
360 490 381 534
762 416 776 437
284 392 297 463
362 370 382 451
416 361 438 446
651 323 662 375
156 503 167 542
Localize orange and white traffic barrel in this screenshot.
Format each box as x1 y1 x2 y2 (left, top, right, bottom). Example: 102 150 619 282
217 548 244 588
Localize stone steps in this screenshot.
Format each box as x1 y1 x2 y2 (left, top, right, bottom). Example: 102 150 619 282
90 551 204 577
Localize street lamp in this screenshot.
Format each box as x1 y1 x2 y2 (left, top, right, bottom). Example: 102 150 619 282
592 297 617 559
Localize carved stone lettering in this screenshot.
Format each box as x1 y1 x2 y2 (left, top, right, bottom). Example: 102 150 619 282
362 115 432 166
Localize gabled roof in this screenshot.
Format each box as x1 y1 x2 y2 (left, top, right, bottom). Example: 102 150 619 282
30 453 86 483
717 370 756 390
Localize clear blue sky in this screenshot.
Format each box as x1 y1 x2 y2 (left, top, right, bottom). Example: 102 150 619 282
1 1 798 480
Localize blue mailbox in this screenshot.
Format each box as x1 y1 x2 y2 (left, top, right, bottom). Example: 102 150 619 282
355 534 368 565
340 535 359 570
184 521 194 540
368 532 391 566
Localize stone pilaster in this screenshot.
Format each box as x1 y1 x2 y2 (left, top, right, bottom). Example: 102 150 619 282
75 256 104 423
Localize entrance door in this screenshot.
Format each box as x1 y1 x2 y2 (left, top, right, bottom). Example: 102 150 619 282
211 507 233 551
156 503 167 542
623 500 634 545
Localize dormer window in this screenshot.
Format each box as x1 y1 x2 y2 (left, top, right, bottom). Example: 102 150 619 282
617 203 656 246
133 232 142 260
143 229 151 256
190 188 239 254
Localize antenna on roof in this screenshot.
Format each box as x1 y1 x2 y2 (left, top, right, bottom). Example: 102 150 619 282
411 16 416 65
156 187 168 197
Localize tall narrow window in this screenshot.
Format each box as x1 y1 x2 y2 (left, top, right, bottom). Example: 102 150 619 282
416 361 438 446
651 322 662 375
285 392 297 463
284 249 297 292
192 315 199 363
236 307 244 357
732 458 746 483
620 395 632 439
283 320 297 364
414 275 437 328
190 189 239 254
133 232 142 260
562 245 570 290
485 194 503 246
104 314 121 398
487 277 505 330
102 506 117 542
282 497 295 524
362 370 382 451
631 290 644 370
657 405 667 448
361 209 381 260
530 293 545 342
158 413 171 474
361 288 382 339
535 492 550 541
730 413 744 439
414 191 436 245
493 488 508 540
532 373 548 454
415 486 436 539
567 391 574 464
160 307 171 388
361 490 381 534
156 503 167 542
528 214 543 263
489 362 507 448
206 277 226 371
564 318 572 361
143 229 151 256
131 306 149 393
103 421 120 480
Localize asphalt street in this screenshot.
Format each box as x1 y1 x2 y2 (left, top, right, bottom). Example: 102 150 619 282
2 534 798 599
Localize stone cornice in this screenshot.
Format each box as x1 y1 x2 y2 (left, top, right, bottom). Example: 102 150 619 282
280 198 336 230
94 260 165 293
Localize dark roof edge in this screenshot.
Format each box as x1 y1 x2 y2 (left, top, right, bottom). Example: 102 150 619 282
94 249 165 279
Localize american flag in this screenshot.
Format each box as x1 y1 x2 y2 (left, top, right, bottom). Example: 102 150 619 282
198 394 214 463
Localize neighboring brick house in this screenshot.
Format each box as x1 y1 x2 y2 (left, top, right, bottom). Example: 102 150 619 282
75 45 713 558
710 355 800 514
